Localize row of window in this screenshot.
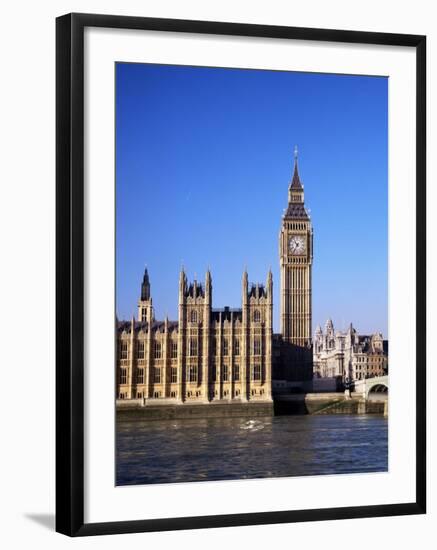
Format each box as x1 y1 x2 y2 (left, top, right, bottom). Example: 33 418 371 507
120 387 267 400
193 337 263 357
141 308 264 326
143 309 266 326
119 337 263 360
118 364 263 384
285 222 307 231
119 340 178 360
211 364 242 382
188 309 263 323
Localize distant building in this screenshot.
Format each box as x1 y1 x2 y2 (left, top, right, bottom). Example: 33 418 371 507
313 320 388 387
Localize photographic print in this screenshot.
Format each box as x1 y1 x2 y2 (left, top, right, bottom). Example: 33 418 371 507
115 62 388 487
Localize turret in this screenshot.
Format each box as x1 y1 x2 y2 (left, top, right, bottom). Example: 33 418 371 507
325 318 334 334
242 268 248 306
193 275 198 299
267 268 273 300
323 318 334 349
314 324 323 353
205 268 212 304
141 267 151 300
179 266 186 303
266 269 273 328
137 267 154 323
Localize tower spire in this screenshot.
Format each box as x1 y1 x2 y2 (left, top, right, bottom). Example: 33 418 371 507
138 266 153 323
290 146 303 190
141 266 151 300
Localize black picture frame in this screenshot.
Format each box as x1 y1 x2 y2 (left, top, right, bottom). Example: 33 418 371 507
56 12 426 537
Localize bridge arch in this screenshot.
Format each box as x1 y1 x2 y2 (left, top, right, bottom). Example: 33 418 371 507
366 383 388 399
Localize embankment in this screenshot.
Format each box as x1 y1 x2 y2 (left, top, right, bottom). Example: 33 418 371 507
273 393 387 415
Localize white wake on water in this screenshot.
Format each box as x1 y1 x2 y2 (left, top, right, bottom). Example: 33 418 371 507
240 419 265 431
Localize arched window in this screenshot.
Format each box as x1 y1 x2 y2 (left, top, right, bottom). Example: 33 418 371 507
119 368 127 385
253 338 261 356
153 341 162 359
119 341 128 360
171 340 178 359
253 309 261 323
136 340 145 359
188 364 198 382
234 338 240 356
190 310 197 323
171 367 178 383
251 364 261 380
153 367 161 383
222 364 229 381
136 368 144 384
189 338 198 357
233 363 240 381
223 338 229 356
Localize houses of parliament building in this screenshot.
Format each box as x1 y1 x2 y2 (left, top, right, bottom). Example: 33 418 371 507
116 150 314 405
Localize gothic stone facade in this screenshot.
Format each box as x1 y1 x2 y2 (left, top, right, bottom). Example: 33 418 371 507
313 319 388 385
117 268 273 403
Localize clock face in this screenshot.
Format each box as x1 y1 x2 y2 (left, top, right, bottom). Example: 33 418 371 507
288 235 306 255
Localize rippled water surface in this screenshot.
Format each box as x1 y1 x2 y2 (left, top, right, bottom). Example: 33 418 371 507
116 414 387 486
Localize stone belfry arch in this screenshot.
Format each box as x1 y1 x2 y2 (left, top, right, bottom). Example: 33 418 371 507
279 147 313 380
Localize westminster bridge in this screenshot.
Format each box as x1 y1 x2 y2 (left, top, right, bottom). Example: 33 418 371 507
272 375 388 415
352 375 388 400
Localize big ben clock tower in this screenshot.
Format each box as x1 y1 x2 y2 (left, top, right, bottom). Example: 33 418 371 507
279 147 313 380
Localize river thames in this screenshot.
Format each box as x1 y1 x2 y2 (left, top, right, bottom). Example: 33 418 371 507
116 414 388 486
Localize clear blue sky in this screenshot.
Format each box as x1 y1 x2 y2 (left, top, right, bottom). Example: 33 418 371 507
116 63 388 336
